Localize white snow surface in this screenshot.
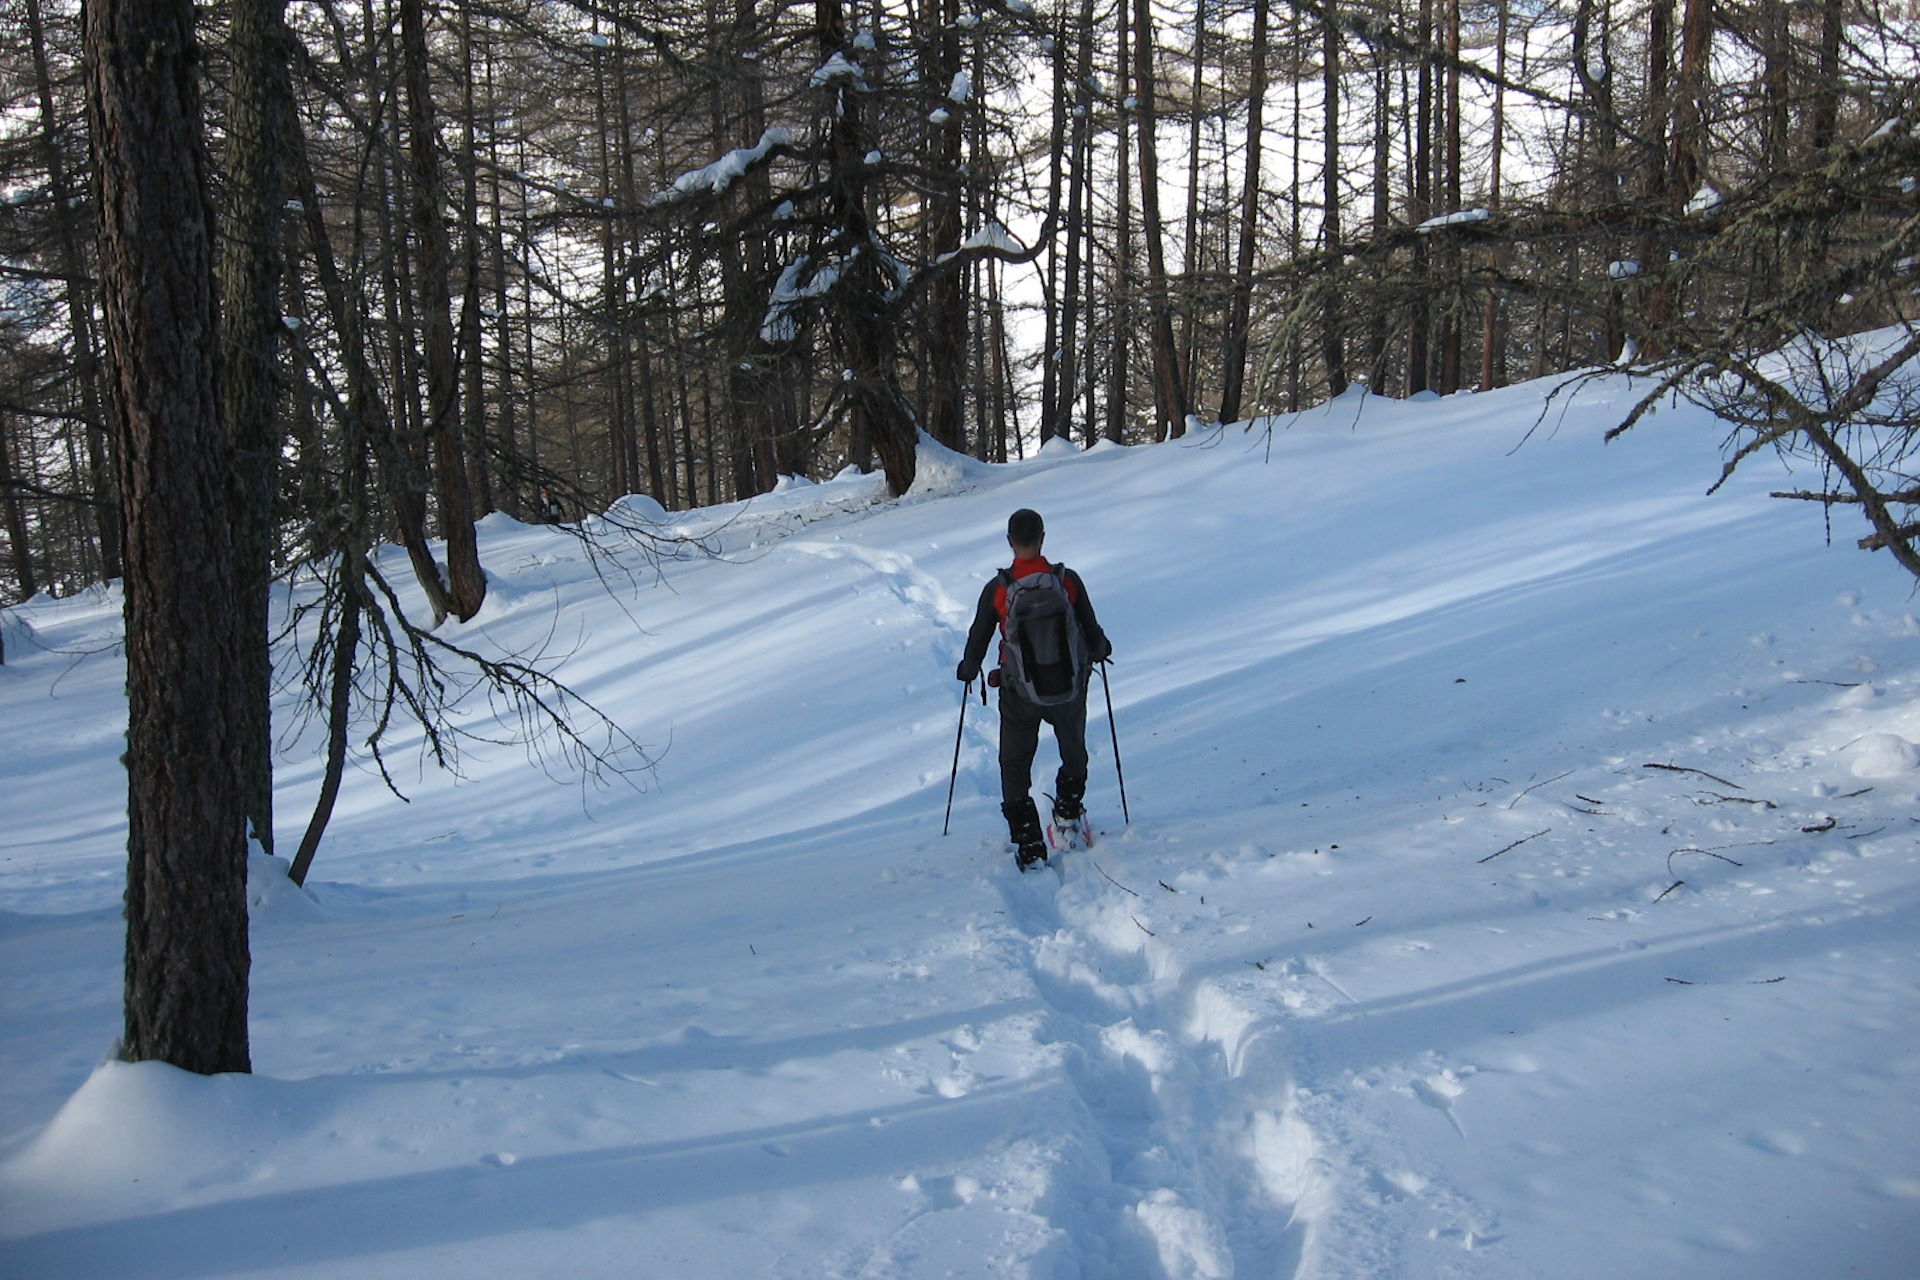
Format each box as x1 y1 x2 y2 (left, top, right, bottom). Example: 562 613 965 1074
3 371 1919 1278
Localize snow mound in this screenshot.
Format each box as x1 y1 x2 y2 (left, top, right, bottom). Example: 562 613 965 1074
1 1060 315 1209
907 430 993 497
247 853 326 922
609 493 669 524
1848 731 1920 778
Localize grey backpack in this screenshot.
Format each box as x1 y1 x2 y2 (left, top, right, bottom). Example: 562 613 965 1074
998 565 1088 706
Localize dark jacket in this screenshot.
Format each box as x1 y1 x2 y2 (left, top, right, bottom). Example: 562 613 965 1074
959 555 1110 684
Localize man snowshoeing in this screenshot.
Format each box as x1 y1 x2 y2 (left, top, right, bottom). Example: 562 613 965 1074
956 509 1112 870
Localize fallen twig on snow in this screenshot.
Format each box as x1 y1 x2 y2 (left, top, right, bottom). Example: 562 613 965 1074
1479 829 1551 864
1508 770 1574 809
1090 858 1140 897
1668 846 1745 876
1696 791 1775 808
1645 761 1743 789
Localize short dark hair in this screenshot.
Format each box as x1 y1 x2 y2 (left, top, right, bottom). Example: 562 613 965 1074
1007 508 1044 545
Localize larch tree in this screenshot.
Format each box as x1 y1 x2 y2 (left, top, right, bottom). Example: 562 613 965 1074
86 0 251 1073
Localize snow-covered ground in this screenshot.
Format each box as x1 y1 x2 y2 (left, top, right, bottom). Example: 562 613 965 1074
2 369 1917 1278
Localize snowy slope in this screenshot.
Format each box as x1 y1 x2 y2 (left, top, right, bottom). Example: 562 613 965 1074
2 370 1917 1279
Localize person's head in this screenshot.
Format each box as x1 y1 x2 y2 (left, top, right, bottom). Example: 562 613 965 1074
1007 508 1045 557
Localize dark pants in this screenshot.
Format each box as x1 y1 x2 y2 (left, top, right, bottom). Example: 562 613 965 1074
1000 686 1089 813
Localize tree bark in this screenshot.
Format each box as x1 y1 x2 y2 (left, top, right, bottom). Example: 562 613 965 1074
1219 0 1269 424
27 0 120 582
923 0 967 453
1132 0 1189 439
1321 0 1348 397
1106 2 1133 445
400 0 486 621
219 0 292 859
1060 0 1097 444
86 0 250 1074
1 414 38 601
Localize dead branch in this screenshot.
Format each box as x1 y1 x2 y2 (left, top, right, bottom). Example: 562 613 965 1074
1508 769 1574 809
1479 829 1551 864
1695 791 1776 808
1091 857 1139 897
1667 847 1745 878
1645 762 1743 789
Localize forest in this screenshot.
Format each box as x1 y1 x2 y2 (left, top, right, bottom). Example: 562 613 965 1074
4 0 1919 609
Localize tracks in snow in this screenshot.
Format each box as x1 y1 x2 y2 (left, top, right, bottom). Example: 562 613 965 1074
990 850 1322 1280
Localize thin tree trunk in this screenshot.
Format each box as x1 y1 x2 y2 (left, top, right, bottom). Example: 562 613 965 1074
924 0 967 452
1106 0 1134 445
27 0 120 581
1 415 38 600
1368 38 1391 391
1219 0 1269 424
1811 0 1844 151
1060 0 1096 445
400 0 485 621
1406 0 1433 395
1040 20 1067 443
1321 0 1348 397
456 3 494 517
1479 0 1508 392
1178 0 1208 409
288 112 449 625
1438 0 1462 393
1132 0 1189 439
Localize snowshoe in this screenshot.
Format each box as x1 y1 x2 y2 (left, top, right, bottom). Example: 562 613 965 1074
1047 794 1093 853
1015 841 1050 872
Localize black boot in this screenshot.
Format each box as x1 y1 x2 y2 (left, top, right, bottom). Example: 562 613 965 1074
1052 773 1086 824
1003 798 1047 870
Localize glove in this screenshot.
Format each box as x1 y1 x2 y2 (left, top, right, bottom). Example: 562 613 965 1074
1093 635 1113 663
956 659 980 683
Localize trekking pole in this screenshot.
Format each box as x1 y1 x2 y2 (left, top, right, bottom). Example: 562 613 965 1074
1100 661 1129 824
943 679 971 836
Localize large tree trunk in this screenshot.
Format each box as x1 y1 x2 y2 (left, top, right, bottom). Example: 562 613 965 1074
400 0 485 621
1573 0 1625 361
818 0 918 494
219 0 292 859
86 0 250 1074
